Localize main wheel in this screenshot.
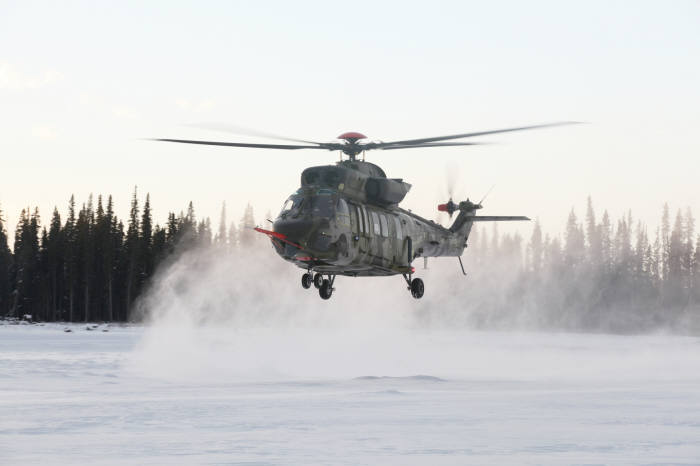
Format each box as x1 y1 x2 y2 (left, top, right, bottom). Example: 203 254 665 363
313 273 324 289
301 273 312 289
319 279 333 300
410 278 424 299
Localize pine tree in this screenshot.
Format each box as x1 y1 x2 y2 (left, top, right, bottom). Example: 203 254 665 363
585 197 601 268
693 235 700 303
600 210 612 274
64 195 77 321
75 201 95 322
140 193 153 282
669 210 684 281
239 203 256 247
124 187 140 318
12 208 41 319
198 218 212 245
661 203 671 280
151 225 167 268
528 219 543 274
0 204 13 316
177 202 197 248
216 202 227 247
683 207 695 290
564 208 584 268
228 221 238 251
634 222 649 280
650 228 662 283
46 207 63 320
103 195 118 321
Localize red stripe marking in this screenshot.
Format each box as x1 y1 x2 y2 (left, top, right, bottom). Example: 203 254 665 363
254 227 304 250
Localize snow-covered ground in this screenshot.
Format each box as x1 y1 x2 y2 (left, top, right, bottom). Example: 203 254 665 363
1 322 700 465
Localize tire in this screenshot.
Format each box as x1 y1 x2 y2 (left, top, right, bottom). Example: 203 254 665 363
319 279 333 300
313 273 324 289
410 278 424 299
301 273 312 289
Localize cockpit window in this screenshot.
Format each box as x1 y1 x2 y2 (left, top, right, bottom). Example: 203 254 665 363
311 195 334 217
279 196 304 216
337 198 349 216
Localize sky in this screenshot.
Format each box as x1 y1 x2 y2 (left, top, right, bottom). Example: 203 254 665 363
1 0 699 244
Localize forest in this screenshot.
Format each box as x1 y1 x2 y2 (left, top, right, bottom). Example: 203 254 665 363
0 190 258 323
0 193 699 333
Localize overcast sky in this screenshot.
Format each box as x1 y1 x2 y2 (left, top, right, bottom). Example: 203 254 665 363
2 1 699 243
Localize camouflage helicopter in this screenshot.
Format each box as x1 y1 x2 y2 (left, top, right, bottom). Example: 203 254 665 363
156 122 574 300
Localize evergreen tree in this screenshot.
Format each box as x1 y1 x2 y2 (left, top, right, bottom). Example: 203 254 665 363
585 197 601 268
600 210 612 274
12 208 41 318
64 195 77 321
216 202 227 247
661 203 671 280
102 195 118 321
228 221 238 251
239 203 256 247
124 187 140 318
564 209 584 268
528 219 543 274
683 207 695 290
198 218 212 246
0 205 13 316
140 193 153 282
693 236 700 303
46 207 63 320
75 200 95 322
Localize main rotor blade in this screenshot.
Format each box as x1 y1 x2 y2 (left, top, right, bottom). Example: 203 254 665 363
186 123 324 145
152 138 335 150
376 142 486 150
372 121 580 148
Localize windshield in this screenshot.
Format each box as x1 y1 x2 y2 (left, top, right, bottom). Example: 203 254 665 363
311 195 334 217
279 195 304 216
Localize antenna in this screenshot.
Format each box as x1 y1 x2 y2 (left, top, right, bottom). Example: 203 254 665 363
478 184 495 206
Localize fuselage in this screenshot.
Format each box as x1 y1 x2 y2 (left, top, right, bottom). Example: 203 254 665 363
270 160 472 277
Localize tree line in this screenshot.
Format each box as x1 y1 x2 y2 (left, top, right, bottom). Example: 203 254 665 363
458 197 700 333
1 193 699 332
0 190 258 322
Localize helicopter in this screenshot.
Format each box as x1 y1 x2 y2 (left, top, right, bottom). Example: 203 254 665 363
155 122 575 300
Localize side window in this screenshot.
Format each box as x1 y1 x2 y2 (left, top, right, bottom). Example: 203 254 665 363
371 211 381 236
394 216 403 240
362 206 371 237
336 198 350 226
349 205 358 234
356 206 365 234
337 198 349 215
379 214 389 238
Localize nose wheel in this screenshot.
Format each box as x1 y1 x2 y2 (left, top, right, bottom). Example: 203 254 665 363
302 272 336 299
301 272 313 289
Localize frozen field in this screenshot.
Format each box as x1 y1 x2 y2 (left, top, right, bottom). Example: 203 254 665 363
1 323 700 465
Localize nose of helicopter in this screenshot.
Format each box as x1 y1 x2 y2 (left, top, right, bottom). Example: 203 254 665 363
273 217 313 246
273 217 334 256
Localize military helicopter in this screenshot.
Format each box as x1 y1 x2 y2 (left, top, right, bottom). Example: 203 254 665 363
156 122 574 300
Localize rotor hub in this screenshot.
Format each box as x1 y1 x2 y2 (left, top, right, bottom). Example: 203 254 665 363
337 132 367 142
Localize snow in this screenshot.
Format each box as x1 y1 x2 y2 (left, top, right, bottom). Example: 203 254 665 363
2 323 700 465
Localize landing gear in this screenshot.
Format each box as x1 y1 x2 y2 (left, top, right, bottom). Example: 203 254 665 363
403 273 425 299
410 277 424 299
318 275 336 300
313 273 324 289
301 272 313 289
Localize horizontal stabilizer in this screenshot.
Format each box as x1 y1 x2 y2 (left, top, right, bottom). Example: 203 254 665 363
471 216 530 222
